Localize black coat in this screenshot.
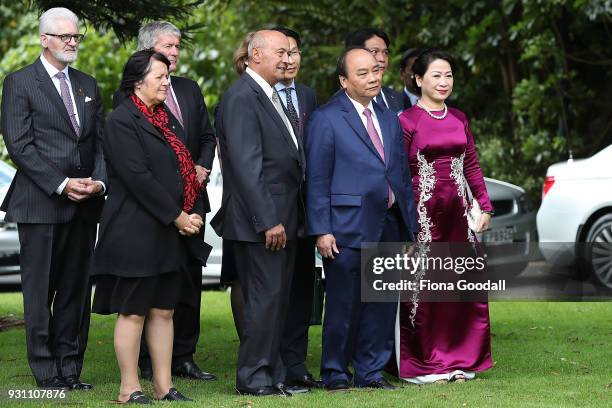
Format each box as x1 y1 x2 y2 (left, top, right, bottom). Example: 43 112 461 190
211 73 305 242
113 75 216 213
92 99 203 278
0 58 106 223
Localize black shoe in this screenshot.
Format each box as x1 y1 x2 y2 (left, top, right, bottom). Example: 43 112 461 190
172 361 217 381
326 379 351 391
125 390 152 404
38 376 70 390
275 382 310 395
64 375 93 391
161 388 192 401
288 373 325 389
236 386 287 397
140 367 153 381
360 378 397 390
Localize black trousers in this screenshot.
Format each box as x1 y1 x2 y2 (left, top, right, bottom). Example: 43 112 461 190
280 237 316 380
139 233 203 369
233 240 296 389
18 220 96 383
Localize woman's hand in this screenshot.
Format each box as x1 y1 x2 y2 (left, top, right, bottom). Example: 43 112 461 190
476 213 491 233
174 211 201 236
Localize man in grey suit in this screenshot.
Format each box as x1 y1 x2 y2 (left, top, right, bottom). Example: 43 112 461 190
211 29 307 396
0 7 106 390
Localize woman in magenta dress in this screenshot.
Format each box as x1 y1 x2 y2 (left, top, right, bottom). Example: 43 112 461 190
395 49 494 384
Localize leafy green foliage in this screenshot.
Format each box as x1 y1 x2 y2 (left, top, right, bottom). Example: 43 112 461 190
1 0 611 203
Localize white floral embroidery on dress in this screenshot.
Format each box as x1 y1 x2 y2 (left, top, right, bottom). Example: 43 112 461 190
450 152 475 243
409 151 436 326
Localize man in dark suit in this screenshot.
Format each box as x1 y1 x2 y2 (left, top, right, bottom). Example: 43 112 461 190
345 28 404 113
305 47 418 391
112 21 217 382
211 29 307 396
0 7 106 390
270 27 323 390
399 48 421 109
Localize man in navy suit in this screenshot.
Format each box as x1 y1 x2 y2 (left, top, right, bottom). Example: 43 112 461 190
345 28 404 113
305 47 417 391
271 27 323 390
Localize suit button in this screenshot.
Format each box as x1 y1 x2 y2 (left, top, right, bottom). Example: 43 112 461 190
77 166 82 170
384 198 389 204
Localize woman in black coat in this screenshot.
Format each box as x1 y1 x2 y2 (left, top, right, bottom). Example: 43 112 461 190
92 50 203 404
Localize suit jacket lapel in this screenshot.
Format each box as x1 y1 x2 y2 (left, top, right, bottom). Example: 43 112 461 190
374 104 392 168
295 84 307 138
68 67 85 137
124 101 165 141
242 74 300 161
170 77 188 139
339 93 385 165
33 60 77 138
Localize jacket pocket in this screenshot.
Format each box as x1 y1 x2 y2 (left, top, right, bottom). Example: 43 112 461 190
331 194 362 207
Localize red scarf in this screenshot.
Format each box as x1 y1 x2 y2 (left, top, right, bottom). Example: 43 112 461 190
130 94 201 213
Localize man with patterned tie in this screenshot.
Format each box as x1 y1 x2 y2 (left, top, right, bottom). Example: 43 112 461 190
305 47 418 391
345 28 405 113
0 7 106 390
270 27 323 390
211 29 308 396
112 21 217 382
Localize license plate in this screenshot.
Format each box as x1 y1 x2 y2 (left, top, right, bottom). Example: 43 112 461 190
482 227 514 245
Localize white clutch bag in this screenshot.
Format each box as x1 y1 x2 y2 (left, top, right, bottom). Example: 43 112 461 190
467 198 482 232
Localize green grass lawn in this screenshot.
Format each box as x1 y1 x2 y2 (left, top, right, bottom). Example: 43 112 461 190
0 291 610 407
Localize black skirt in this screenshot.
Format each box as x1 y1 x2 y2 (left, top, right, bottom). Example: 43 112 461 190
92 269 185 316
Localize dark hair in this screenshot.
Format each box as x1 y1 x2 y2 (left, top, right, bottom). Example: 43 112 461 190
271 26 301 49
336 46 370 78
411 48 454 95
400 47 422 72
344 28 390 48
119 49 170 95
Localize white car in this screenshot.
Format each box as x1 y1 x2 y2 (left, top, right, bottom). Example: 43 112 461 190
537 144 612 288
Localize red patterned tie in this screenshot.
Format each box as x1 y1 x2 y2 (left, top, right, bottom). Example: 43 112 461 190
363 108 393 208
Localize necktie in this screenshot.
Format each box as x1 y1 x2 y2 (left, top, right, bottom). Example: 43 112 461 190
363 108 393 208
376 91 388 109
282 87 300 135
271 90 298 148
165 85 184 127
55 72 80 136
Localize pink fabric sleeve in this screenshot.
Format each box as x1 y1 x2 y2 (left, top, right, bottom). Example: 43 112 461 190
462 117 493 212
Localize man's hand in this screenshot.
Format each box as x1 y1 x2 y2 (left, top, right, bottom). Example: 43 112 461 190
265 224 286 251
195 165 210 185
63 178 103 202
316 234 339 260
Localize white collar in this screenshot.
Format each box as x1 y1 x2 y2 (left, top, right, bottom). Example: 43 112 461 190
275 80 295 92
40 53 70 80
246 67 275 99
345 91 375 116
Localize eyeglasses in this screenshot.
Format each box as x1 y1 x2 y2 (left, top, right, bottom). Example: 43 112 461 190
45 33 85 44
367 48 390 57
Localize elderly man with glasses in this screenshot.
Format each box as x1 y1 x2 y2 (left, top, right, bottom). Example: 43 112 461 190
0 7 106 390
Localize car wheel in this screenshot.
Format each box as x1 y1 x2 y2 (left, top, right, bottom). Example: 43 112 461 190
585 213 612 290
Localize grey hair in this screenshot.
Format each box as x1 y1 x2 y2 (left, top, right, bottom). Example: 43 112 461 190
247 31 269 60
138 21 181 51
39 7 79 34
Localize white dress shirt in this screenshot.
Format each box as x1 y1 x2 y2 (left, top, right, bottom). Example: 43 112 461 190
346 92 384 146
246 67 298 148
